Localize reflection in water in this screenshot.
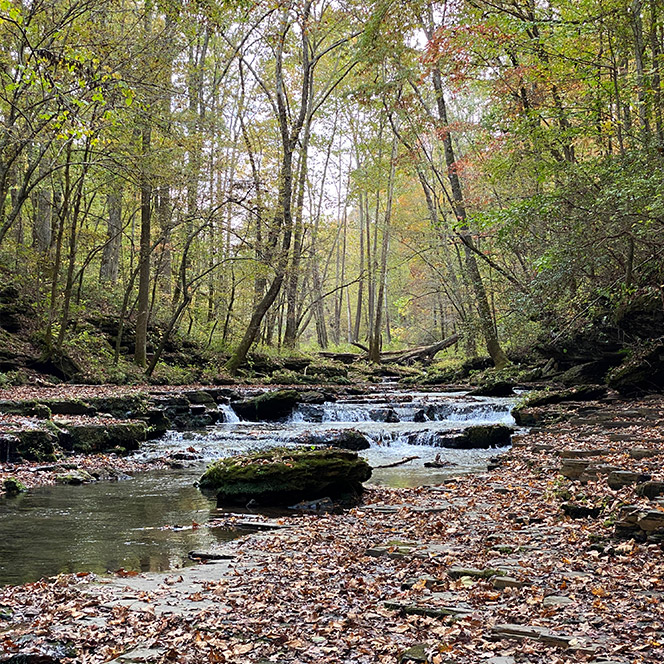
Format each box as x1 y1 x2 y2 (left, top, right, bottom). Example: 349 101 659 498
0 468 235 586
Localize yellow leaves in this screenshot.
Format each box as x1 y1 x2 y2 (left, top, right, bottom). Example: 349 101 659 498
412 578 429 591
591 586 610 597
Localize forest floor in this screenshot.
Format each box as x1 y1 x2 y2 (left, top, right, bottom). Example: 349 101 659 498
0 391 663 664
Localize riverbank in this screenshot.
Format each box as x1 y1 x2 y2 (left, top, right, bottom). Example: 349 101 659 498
0 391 662 663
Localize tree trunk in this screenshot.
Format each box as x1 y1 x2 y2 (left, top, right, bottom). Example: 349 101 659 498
100 185 122 284
369 133 397 363
134 123 152 367
424 9 509 369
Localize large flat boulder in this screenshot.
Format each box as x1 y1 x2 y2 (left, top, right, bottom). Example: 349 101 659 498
198 447 372 506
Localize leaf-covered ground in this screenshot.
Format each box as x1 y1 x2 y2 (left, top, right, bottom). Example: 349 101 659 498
1 395 663 663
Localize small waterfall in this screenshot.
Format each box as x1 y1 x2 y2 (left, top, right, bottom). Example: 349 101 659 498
321 404 372 422
219 404 240 423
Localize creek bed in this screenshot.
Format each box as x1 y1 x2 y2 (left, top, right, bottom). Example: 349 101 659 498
0 389 517 585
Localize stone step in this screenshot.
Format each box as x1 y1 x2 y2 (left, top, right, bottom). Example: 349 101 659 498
448 566 508 580
490 623 596 651
607 470 651 490
630 447 663 460
559 448 609 459
385 600 471 620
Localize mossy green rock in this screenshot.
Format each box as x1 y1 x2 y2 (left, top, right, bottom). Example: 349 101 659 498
61 422 147 453
199 447 372 506
231 389 299 421
0 400 51 418
522 385 607 408
463 424 512 448
15 429 58 461
55 469 96 485
3 477 27 495
88 394 149 418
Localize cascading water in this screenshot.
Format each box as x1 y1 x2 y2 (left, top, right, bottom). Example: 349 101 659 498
140 390 517 487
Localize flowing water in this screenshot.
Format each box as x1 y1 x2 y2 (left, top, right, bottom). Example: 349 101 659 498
0 388 516 585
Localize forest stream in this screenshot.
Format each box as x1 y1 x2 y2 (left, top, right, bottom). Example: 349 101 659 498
0 389 516 586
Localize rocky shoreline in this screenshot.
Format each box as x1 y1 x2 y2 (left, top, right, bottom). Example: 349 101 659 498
0 389 662 663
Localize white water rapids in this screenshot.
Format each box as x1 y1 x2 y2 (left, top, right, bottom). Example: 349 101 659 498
140 389 518 487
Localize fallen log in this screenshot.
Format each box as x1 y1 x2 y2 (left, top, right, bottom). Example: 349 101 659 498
373 455 420 469
317 333 460 365
383 334 460 364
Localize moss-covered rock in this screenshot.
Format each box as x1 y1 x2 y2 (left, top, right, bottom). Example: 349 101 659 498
462 424 512 448
520 385 607 408
88 394 149 418
231 389 299 421
199 447 372 506
15 429 59 461
0 400 51 418
60 422 147 453
55 469 96 485
43 398 95 415
3 477 27 495
607 340 664 395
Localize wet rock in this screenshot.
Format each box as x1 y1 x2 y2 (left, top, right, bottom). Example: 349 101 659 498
369 407 400 422
55 469 96 485
298 391 327 404
3 477 27 495
413 408 428 422
60 422 147 453
199 447 371 506
462 424 512 448
0 433 20 462
88 394 149 418
15 429 58 462
289 497 334 511
607 470 651 490
152 395 190 414
88 466 131 481
188 550 235 561
144 409 170 438
230 389 299 421
467 381 515 397
183 390 217 407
